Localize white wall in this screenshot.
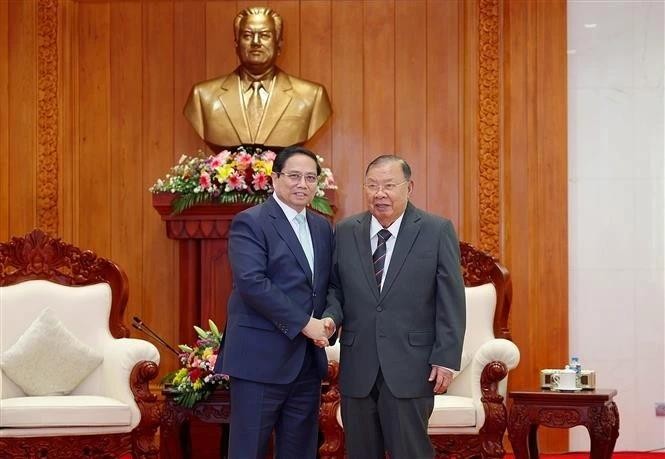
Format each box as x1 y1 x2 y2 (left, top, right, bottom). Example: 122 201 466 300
568 0 664 451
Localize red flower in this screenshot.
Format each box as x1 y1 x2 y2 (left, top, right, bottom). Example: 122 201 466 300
189 367 202 382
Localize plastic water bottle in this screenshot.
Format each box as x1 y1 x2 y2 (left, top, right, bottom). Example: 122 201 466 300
570 356 582 388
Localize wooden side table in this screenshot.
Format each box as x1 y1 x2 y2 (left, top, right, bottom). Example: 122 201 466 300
508 389 619 459
160 387 231 459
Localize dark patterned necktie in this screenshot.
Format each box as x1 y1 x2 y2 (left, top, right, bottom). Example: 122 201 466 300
372 229 392 289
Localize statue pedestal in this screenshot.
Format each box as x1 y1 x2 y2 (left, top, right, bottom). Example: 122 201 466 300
152 193 250 343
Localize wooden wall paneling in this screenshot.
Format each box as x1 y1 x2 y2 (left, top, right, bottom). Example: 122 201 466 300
8 0 37 237
533 0 568 451
331 0 364 218
204 1 237 82
363 0 395 162
503 0 568 452
142 0 178 372
299 0 332 163
461 0 480 245
0 1 8 241
395 0 427 209
110 0 143 339
174 0 206 156
269 0 300 76
425 0 462 227
77 1 111 254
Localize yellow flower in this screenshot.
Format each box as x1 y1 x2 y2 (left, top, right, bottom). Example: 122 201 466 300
193 380 203 390
202 347 213 360
216 164 235 182
172 368 188 384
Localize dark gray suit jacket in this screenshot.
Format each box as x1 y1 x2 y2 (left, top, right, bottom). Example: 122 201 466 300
324 203 466 399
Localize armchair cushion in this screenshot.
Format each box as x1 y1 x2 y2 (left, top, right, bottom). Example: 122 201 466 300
0 395 130 428
0 308 103 396
429 395 475 428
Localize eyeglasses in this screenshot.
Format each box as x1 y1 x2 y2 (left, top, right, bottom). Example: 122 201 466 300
363 180 408 193
277 171 319 185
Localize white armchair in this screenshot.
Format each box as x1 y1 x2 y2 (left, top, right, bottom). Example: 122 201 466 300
0 230 161 458
319 242 520 459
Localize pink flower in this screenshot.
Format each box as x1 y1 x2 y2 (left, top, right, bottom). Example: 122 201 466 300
199 171 211 189
235 152 253 170
208 354 217 367
263 150 276 161
210 150 231 169
226 172 247 191
252 172 270 190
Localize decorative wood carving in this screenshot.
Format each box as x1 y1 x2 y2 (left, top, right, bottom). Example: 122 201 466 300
131 360 161 458
0 230 161 459
507 390 620 459
318 243 514 459
0 435 133 459
478 0 500 257
37 0 59 234
460 241 511 340
0 229 129 338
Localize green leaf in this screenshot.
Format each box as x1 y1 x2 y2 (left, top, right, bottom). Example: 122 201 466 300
310 196 333 216
178 344 193 353
193 325 207 339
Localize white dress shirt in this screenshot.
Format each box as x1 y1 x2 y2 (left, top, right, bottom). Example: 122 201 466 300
273 193 314 274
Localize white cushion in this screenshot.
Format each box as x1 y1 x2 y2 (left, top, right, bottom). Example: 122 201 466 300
428 395 476 427
0 308 103 396
0 395 130 427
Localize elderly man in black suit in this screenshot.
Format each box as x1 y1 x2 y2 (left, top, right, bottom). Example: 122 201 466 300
320 155 466 459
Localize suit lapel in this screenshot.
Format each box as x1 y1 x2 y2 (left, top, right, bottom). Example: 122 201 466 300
216 73 252 144
380 204 422 300
255 71 292 145
267 197 313 286
353 213 380 301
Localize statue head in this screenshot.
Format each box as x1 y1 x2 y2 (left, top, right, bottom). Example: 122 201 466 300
234 7 283 76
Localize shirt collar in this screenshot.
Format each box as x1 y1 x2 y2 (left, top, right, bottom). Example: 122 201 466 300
273 193 306 223
370 213 404 240
239 68 276 93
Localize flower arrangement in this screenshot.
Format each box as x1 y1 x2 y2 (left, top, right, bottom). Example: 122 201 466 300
162 320 229 408
150 146 337 215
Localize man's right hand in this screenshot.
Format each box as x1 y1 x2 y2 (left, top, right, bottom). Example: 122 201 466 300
302 317 330 345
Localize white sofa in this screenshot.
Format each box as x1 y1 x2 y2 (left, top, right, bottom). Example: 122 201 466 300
319 242 520 458
0 229 161 458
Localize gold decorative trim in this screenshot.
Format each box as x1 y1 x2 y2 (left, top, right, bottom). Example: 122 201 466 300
37 0 58 234
478 0 500 257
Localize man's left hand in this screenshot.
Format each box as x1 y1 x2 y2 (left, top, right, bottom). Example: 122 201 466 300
429 366 453 394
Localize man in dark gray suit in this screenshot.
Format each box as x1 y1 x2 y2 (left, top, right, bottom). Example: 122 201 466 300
320 155 466 459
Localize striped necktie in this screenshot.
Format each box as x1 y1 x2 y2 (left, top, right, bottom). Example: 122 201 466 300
372 229 391 289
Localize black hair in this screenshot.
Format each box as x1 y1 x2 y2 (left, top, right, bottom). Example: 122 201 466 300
365 154 412 180
273 145 321 176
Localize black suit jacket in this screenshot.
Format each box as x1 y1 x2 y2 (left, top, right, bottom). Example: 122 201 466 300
324 203 466 398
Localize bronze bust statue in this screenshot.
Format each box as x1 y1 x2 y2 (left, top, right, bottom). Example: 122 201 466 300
184 6 332 150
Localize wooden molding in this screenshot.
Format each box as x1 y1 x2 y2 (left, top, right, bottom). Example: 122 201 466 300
37 0 58 234
477 0 500 257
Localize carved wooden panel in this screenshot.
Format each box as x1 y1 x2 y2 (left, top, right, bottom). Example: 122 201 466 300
37 0 58 235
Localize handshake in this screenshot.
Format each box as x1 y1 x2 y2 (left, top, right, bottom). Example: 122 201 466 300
302 317 336 348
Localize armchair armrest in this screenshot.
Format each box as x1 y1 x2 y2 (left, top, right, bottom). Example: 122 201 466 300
102 338 160 429
470 338 520 430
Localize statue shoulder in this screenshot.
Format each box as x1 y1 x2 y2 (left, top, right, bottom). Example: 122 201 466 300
190 73 236 96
